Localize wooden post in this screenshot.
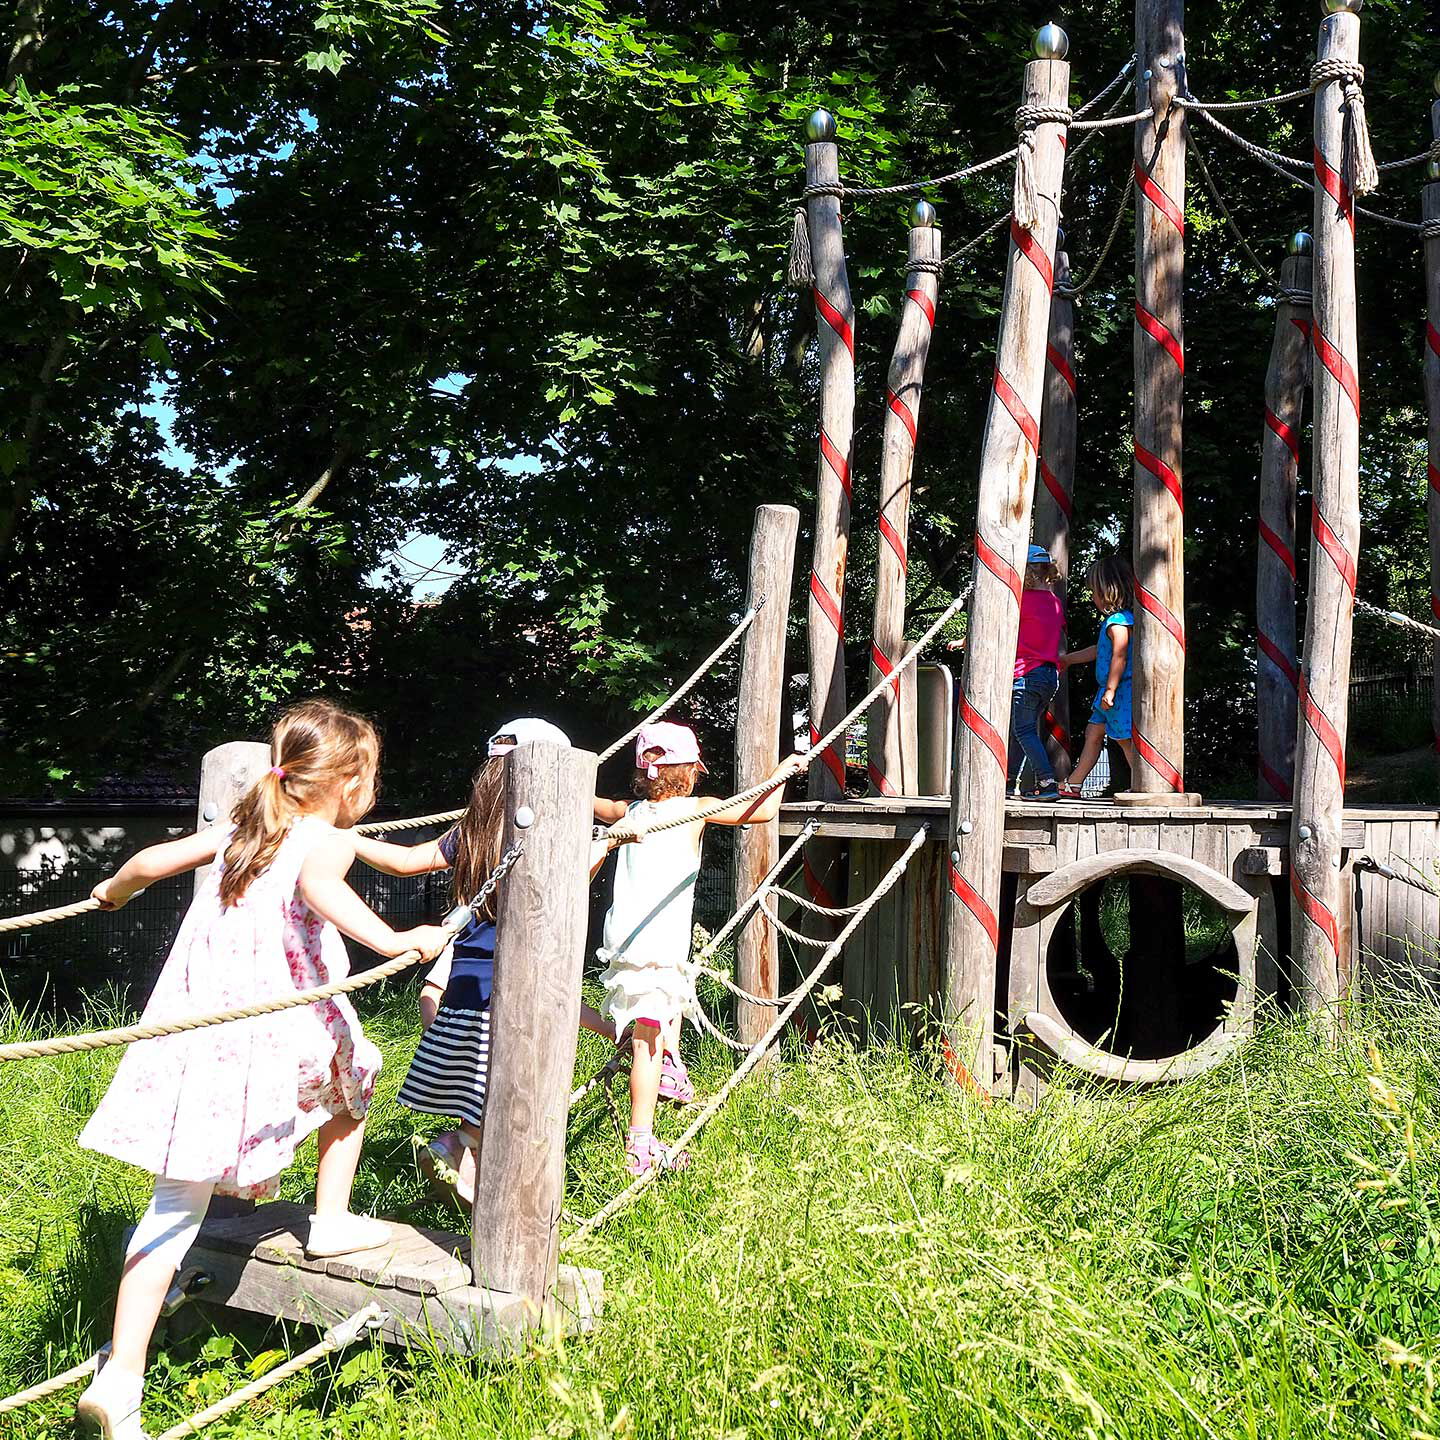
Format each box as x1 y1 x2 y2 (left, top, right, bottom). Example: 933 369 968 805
1424 95 1440 767
1130 0 1187 794
734 504 799 1048
942 30 1069 1087
1034 246 1077 780
867 203 941 798
194 742 269 896
800 107 856 933
1291 5 1364 1013
470 741 596 1309
1255 241 1313 801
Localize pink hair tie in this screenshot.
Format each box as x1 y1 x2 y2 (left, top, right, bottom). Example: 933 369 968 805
270 766 286 779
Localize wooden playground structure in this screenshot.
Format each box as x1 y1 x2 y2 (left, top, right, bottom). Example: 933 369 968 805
7 0 1440 1422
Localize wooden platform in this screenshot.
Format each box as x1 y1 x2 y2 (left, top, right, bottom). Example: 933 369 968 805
181 1202 602 1354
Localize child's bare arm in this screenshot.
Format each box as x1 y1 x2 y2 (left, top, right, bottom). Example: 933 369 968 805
301 831 450 960
91 830 224 910
352 834 449 877
698 754 805 828
1100 625 1130 707
593 797 629 824
419 983 444 1030
1061 643 1098 668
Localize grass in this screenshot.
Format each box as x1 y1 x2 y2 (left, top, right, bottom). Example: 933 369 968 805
3 976 1440 1439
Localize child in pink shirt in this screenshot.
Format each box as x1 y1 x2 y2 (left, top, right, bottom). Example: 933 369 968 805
1010 544 1064 800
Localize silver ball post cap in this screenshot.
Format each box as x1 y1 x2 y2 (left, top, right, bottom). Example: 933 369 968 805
1033 22 1069 60
805 108 836 143
1287 230 1313 255
202 802 218 822
1319 0 1362 13
442 902 472 932
909 199 938 228
513 805 536 830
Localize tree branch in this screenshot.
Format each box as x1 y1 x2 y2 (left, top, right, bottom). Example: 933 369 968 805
143 57 285 85
293 441 353 514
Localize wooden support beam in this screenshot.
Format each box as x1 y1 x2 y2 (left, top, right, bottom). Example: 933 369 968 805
1256 246 1312 802
868 206 941 799
193 742 269 896
1035 246 1077 779
942 33 1069 1089
1291 6 1364 1013
1131 0 1187 793
470 741 596 1308
1424 100 1440 771
734 504 799 1047
800 108 856 942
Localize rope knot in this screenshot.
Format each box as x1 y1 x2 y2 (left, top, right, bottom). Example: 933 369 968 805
1310 58 1378 198
1012 103 1072 232
788 185 846 292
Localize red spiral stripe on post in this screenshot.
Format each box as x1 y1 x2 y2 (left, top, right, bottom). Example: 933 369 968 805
1264 409 1300 465
1428 461 1440 495
1137 585 1186 650
877 515 907 573
1135 303 1185 374
1259 758 1293 800
1039 460 1073 520
1046 343 1076 395
1008 219 1054 293
1134 441 1184 513
960 695 1008 774
1312 146 1355 231
1134 730 1183 791
1134 163 1184 234
870 642 900 697
1311 509 1357 598
975 532 1023 609
1292 317 1312 343
1042 708 1069 749
1299 673 1346 789
992 369 1040 453
1311 325 1360 417
807 722 846 792
1291 866 1339 956
866 762 898 797
1258 631 1300 691
819 430 853 502
812 288 855 357
809 570 844 635
885 388 918 445
803 854 837 910
948 861 999 951
906 288 936 327
1258 518 1297 581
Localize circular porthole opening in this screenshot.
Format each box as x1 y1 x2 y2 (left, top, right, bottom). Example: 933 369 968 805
1045 874 1240 1060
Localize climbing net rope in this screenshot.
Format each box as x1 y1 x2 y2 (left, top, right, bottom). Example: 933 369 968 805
560 826 929 1248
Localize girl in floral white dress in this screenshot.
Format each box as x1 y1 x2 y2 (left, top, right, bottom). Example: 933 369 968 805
74 699 450 1440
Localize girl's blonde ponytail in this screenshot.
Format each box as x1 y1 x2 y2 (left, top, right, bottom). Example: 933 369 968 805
219 699 379 907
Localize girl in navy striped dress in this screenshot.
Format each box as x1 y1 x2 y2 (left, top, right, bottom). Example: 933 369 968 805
354 718 570 1205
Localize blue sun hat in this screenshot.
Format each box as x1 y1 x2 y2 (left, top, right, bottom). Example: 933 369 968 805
1027 544 1053 566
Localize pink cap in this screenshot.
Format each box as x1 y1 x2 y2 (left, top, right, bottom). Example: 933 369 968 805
634 722 708 781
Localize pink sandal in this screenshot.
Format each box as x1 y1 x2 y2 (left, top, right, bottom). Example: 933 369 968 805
658 1051 695 1105
624 1131 690 1177
1057 782 1085 801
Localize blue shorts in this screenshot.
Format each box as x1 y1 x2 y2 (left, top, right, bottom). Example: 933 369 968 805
1088 683 1132 740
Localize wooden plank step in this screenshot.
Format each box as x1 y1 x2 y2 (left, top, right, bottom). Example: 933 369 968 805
196 1200 471 1296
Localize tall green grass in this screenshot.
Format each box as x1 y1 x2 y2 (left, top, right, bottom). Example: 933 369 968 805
3 980 1439 1439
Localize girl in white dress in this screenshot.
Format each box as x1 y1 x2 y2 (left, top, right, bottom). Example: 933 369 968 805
594 722 798 1176
74 700 450 1440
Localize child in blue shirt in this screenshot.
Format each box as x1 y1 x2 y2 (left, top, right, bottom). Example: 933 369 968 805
1058 555 1136 799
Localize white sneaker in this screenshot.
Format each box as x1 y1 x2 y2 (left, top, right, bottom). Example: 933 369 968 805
75 1362 148 1440
305 1212 393 1258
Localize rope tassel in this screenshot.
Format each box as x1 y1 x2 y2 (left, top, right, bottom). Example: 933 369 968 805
1339 77 1378 198
1012 136 1040 232
788 207 814 290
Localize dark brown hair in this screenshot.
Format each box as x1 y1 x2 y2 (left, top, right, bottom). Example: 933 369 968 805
1087 554 1135 616
442 757 507 920
221 699 380 908
632 748 700 802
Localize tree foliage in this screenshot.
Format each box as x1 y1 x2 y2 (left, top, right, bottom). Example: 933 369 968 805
1 0 1437 801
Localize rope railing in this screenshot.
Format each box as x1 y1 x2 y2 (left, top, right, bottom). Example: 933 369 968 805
560 825 929 1248
596 599 763 765
605 579 973 847
1188 128 1276 287
0 895 105 936
756 894 832 949
154 1304 387 1440
1056 171 1134 298
0 843 526 1064
1355 596 1440 643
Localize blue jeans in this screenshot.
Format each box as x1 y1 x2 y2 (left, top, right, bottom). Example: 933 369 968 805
1009 664 1059 790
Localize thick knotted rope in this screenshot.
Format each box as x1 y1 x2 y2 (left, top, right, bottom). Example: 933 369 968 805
560 825 929 1247
1310 58 1378 199
1354 597 1440 643
1012 103 1073 231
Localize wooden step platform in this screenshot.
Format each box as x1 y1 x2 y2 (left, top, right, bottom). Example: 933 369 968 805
182 1201 602 1355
